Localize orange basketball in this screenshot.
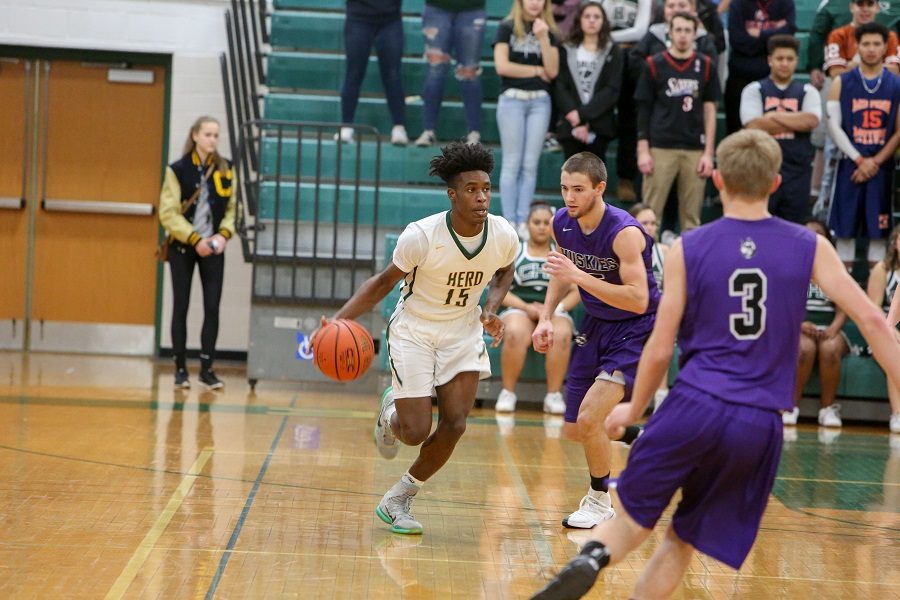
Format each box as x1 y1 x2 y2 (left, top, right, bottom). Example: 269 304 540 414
313 319 375 381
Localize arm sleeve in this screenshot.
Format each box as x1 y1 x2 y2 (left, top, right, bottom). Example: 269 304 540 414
158 167 201 246
826 99 862 162
610 0 653 44
740 81 764 125
802 85 823 121
391 224 427 273
701 58 720 102
492 19 512 47
553 47 580 115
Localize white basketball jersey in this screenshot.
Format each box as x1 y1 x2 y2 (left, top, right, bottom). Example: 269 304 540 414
391 212 519 322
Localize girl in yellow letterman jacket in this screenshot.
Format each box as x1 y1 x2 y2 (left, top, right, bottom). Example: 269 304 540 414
159 115 235 390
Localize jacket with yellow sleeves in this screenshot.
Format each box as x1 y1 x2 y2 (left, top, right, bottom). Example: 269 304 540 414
159 151 236 246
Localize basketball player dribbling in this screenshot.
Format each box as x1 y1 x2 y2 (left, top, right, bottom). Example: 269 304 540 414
315 141 519 535
531 129 900 599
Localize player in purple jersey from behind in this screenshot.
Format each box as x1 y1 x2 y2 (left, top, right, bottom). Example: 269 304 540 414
532 151 660 530
531 129 900 599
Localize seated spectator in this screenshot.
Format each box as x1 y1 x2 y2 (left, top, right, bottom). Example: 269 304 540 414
868 223 900 433
636 12 718 233
553 1 623 159
785 220 849 428
337 0 408 145
414 0 487 147
741 35 821 223
493 0 560 239
495 204 580 414
826 23 900 270
629 202 669 409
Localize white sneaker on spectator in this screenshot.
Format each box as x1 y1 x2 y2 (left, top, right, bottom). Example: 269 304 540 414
334 126 354 144
391 125 409 146
782 406 800 426
495 389 517 412
543 391 565 415
542 135 562 153
890 412 900 433
818 404 842 428
466 130 481 145
414 129 435 147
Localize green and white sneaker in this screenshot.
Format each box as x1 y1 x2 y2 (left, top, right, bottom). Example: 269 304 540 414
376 480 423 535
374 387 399 459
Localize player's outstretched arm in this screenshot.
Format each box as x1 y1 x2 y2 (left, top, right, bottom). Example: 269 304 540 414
813 236 900 390
606 240 686 438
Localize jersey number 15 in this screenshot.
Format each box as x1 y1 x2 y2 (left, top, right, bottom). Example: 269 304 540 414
445 287 471 307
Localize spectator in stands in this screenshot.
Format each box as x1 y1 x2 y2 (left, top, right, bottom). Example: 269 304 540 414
606 0 655 202
493 0 560 239
870 224 900 433
337 0 408 145
741 35 821 223
807 0 900 92
159 116 235 391
553 1 623 159
815 0 900 213
414 0 488 147
784 219 849 428
629 202 669 410
724 0 795 134
632 0 719 72
636 12 718 233
495 203 580 414
826 22 900 270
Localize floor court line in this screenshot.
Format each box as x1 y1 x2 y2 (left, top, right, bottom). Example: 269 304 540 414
203 395 297 599
103 446 214 600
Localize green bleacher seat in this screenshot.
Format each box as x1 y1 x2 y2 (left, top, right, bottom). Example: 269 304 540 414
273 0 511 19
270 12 498 58
257 181 562 222
268 52 503 100
260 137 573 190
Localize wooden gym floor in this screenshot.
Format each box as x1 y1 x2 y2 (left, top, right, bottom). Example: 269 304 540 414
0 351 897 599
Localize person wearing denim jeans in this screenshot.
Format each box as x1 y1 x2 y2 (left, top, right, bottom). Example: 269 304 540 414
415 1 488 146
338 0 408 145
493 0 560 239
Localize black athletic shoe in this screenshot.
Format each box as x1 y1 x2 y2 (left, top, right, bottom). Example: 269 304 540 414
531 548 604 599
199 369 224 390
174 368 190 389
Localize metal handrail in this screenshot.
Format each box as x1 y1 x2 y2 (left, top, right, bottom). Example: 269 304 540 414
235 120 383 306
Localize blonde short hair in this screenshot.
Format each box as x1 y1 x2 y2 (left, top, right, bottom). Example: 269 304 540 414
715 130 782 198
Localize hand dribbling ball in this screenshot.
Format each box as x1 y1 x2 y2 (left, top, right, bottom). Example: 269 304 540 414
313 319 375 381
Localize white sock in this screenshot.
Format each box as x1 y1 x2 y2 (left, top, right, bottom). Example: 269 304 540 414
402 472 425 488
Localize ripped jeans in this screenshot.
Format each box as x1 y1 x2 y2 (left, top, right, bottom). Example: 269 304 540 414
421 5 486 133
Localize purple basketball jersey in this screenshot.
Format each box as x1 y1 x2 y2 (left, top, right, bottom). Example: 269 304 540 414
677 217 816 411
553 205 660 321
